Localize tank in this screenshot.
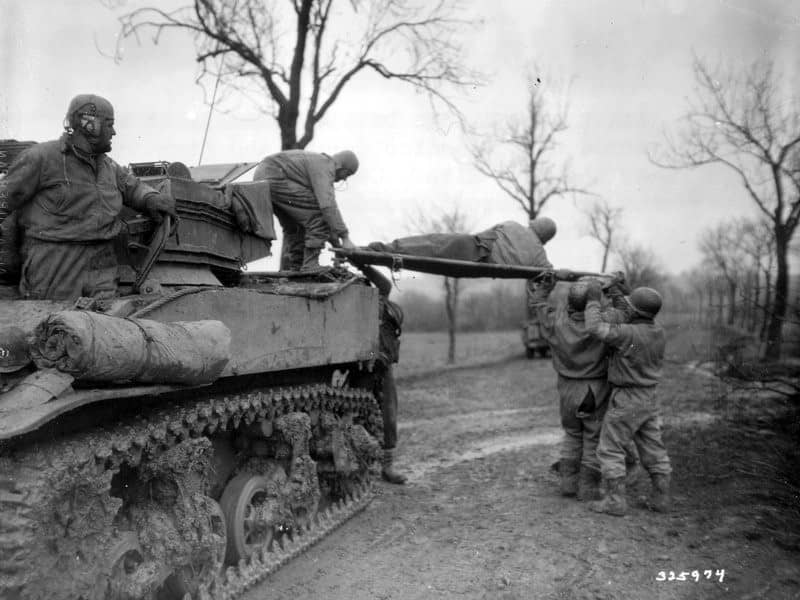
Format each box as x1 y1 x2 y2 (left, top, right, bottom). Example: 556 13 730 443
0 162 385 600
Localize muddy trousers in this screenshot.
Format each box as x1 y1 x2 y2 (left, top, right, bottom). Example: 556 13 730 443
269 197 330 271
374 363 399 450
557 376 608 472
19 238 117 301
597 386 672 481
369 233 491 262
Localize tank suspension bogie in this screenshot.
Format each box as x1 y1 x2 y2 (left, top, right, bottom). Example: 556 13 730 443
0 384 382 600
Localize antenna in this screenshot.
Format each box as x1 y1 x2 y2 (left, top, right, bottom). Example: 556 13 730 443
198 61 223 166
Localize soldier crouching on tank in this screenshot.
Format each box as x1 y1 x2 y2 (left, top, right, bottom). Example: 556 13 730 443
531 272 631 501
252 149 359 271
1 94 177 301
584 281 672 516
352 262 408 484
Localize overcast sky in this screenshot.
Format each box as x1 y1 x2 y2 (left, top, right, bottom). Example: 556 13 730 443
2 0 799 291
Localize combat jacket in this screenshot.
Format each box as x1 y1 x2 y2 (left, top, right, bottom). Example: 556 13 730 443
585 300 665 388
253 150 348 237
477 221 551 267
531 284 628 379
2 136 155 242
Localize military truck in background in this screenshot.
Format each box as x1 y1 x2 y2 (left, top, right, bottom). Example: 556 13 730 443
0 150 386 600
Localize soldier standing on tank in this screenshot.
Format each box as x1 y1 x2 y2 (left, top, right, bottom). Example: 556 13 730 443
1 94 177 301
352 262 408 484
530 273 631 501
252 149 359 271
584 281 672 516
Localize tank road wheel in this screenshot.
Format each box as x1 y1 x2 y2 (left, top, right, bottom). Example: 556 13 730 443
94 532 154 600
220 474 279 564
158 499 227 600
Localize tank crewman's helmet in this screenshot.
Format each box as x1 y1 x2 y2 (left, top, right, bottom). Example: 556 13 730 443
0 326 32 373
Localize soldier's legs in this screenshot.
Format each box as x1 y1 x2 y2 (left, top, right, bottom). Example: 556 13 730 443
369 233 483 261
20 240 118 301
558 392 583 496
596 391 641 481
376 365 406 484
83 243 118 299
634 413 671 476
271 202 306 271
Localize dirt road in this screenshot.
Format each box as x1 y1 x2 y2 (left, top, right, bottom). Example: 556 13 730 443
243 353 800 600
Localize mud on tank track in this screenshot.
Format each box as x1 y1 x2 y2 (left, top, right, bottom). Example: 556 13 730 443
0 384 383 600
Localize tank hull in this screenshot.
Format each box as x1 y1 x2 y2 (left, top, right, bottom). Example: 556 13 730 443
0 272 385 600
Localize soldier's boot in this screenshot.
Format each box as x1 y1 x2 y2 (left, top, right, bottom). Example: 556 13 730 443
576 466 602 502
559 458 580 497
589 477 627 516
300 248 322 271
381 448 407 485
647 473 671 512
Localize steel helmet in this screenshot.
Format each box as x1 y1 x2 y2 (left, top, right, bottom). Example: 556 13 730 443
530 216 557 244
0 326 31 373
332 150 359 175
567 281 589 312
628 287 662 319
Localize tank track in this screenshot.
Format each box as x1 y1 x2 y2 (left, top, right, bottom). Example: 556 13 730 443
0 383 382 600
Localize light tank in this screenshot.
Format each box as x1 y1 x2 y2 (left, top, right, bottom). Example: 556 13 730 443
0 159 385 600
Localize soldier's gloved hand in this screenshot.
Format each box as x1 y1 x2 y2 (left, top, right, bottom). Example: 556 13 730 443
538 270 556 289
608 270 631 295
585 280 603 303
554 268 573 281
146 193 178 222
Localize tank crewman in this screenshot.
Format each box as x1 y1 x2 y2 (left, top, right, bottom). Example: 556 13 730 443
531 273 631 501
1 94 177 301
584 282 671 516
352 262 408 484
252 149 358 271
367 217 556 268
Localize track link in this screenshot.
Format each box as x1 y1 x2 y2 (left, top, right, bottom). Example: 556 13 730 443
0 383 382 600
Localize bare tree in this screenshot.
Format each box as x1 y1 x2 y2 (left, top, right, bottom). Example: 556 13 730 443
583 199 623 272
699 221 747 327
738 218 776 336
406 204 470 363
470 71 587 220
614 241 664 290
117 0 480 150
652 56 800 360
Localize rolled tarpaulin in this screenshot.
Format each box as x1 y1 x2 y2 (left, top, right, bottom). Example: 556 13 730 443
30 311 231 384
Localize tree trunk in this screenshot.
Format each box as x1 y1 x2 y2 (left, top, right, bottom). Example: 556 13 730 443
600 245 610 272
760 268 772 341
764 229 789 361
444 277 459 364
726 280 737 326
750 269 760 332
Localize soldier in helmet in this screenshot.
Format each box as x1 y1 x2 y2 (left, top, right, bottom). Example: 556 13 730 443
0 326 33 392
584 282 671 516
530 273 631 501
253 149 359 271
350 261 408 484
367 217 556 268
1 94 177 301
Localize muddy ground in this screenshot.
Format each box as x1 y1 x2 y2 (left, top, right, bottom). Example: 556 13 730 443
244 332 800 600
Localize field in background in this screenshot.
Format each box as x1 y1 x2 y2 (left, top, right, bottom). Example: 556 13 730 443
394 330 522 379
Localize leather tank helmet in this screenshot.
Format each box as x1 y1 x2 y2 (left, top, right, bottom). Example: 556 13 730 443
65 94 116 154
